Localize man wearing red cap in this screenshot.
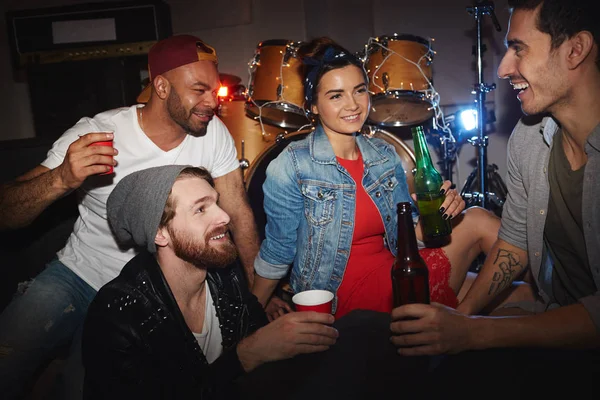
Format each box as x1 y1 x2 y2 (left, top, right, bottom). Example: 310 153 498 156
0 35 260 399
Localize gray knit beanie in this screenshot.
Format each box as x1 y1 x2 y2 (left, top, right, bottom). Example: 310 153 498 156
107 165 192 253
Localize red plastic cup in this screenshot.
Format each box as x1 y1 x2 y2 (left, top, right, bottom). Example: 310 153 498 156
90 139 114 175
292 290 334 313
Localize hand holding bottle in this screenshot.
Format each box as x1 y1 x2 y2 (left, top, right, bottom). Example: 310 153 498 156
410 126 464 241
389 302 473 356
410 181 464 219
429 180 465 220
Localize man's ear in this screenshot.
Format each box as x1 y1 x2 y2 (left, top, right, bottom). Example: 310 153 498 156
153 75 171 100
155 226 169 249
566 30 595 70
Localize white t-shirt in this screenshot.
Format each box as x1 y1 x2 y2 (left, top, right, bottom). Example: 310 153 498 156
192 284 224 364
41 105 240 290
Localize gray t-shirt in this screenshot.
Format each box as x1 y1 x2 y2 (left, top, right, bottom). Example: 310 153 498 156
544 130 595 305
498 116 600 330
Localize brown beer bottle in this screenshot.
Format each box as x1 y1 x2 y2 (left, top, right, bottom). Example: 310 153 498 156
391 202 430 307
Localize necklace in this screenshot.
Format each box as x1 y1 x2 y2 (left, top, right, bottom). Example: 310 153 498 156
138 106 187 163
138 107 144 131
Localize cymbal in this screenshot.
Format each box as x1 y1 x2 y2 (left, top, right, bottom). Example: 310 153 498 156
219 73 242 86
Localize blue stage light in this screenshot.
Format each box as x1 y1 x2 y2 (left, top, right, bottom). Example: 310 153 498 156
459 109 478 131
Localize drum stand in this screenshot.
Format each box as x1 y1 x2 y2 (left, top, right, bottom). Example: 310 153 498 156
437 130 457 183
460 0 504 211
424 125 457 183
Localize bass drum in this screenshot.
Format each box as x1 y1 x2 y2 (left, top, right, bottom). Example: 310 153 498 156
245 128 416 241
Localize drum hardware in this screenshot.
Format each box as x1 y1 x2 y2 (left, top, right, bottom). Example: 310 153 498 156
380 37 389 57
382 73 389 91
239 140 250 172
461 163 507 218
460 0 504 211
274 132 288 144
282 46 294 65
428 102 497 185
430 128 458 183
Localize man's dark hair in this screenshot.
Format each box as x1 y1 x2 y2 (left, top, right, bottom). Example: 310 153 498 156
508 0 599 67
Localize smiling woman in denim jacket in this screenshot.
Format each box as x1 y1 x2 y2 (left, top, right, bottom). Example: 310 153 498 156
252 37 530 321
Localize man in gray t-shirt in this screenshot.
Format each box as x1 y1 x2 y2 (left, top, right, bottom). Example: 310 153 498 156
388 0 600 369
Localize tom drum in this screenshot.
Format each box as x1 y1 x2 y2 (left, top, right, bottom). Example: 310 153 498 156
364 34 436 127
246 40 310 130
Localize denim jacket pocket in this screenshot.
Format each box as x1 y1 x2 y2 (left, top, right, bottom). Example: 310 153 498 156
301 184 336 226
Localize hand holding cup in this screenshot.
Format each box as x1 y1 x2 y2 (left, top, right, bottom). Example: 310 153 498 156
57 132 117 190
292 290 334 314
89 137 115 175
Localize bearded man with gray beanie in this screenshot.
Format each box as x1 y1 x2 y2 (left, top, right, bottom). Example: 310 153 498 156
0 35 260 400
82 165 338 400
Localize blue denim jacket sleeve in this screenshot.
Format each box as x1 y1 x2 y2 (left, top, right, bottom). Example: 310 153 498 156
255 147 303 279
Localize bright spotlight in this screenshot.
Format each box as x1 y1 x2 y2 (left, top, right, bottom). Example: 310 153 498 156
459 109 478 131
217 86 229 98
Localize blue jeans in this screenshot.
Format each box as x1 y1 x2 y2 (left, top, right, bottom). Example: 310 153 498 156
0 259 96 399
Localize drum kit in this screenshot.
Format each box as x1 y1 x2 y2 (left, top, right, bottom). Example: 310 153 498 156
218 0 506 226
216 33 441 236
220 34 437 192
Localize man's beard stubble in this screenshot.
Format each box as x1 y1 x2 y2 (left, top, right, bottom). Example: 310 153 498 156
168 225 238 269
167 86 213 137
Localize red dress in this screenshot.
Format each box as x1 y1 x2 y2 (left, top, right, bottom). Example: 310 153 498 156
334 153 457 320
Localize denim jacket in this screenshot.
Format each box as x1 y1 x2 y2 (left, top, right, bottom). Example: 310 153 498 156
254 125 417 312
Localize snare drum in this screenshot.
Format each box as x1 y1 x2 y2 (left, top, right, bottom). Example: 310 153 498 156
245 128 416 241
365 34 435 127
246 40 310 130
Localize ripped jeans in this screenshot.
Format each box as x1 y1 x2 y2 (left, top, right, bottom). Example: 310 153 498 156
0 259 96 400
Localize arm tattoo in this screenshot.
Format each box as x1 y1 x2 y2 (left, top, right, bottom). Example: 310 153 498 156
488 249 525 296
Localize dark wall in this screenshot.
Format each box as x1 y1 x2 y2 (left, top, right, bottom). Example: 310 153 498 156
27 56 148 141
0 139 78 312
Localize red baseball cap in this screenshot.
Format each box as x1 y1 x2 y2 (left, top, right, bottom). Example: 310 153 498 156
137 35 218 103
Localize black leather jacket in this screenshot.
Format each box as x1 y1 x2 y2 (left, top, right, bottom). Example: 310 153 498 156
82 251 267 400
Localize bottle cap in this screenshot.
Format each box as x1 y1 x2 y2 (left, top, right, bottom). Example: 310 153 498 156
397 202 412 213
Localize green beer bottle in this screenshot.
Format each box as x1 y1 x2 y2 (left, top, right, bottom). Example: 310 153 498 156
411 125 452 241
